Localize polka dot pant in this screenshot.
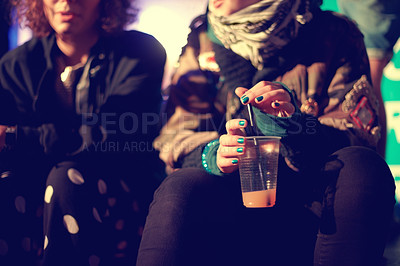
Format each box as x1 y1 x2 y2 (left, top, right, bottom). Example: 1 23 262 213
0 153 161 266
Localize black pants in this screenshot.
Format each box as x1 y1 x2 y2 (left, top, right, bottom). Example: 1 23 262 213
137 146 395 266
0 151 161 266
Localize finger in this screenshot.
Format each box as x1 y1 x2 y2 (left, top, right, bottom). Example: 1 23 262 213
218 145 245 158
253 88 293 115
235 81 270 98
225 119 247 135
260 100 295 117
255 88 291 104
219 134 246 146
216 155 240 173
235 87 249 99
237 82 286 105
252 80 276 89
271 101 295 117
236 86 265 105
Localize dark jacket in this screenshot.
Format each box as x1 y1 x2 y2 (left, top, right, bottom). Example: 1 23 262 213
0 30 166 158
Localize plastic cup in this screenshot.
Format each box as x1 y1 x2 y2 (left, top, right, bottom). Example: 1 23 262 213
238 136 281 208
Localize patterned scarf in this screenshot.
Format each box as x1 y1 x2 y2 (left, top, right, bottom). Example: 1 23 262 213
208 0 313 70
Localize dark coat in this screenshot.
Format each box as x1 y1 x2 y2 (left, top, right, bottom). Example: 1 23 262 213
0 31 166 158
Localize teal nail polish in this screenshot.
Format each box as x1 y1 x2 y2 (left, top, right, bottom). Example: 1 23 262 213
256 96 264 102
237 138 244 144
239 120 245 126
232 159 238 164
237 147 243 153
241 96 249 104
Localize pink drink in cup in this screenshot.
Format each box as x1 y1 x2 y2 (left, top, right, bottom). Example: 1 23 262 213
238 136 280 208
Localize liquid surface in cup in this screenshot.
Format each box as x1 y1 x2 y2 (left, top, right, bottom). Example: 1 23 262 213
242 189 276 208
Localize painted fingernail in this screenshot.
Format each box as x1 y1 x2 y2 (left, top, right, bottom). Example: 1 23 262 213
241 96 249 104
237 138 244 144
256 96 263 102
237 147 243 153
232 159 238 164
273 102 280 107
239 120 245 126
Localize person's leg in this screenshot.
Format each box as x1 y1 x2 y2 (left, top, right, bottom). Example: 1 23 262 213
42 155 161 266
137 164 320 266
137 167 245 266
42 160 107 266
0 151 49 266
313 146 395 266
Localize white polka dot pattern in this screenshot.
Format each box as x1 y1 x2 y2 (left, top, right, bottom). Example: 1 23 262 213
63 215 80 234
44 185 54 204
115 219 124 230
120 180 130 193
15 196 26 214
67 168 85 185
89 255 100 266
1 171 12 179
44 235 49 250
0 239 8 256
108 198 116 207
97 179 107 194
117 241 127 250
0 146 153 264
92 208 102 223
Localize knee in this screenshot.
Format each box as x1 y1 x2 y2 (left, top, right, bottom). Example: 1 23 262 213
329 146 395 198
45 161 84 202
332 146 390 176
153 168 220 203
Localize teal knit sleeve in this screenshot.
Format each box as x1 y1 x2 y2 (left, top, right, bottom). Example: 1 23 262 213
201 139 226 176
254 82 303 137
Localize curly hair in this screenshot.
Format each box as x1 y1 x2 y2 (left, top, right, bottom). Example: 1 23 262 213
10 0 138 37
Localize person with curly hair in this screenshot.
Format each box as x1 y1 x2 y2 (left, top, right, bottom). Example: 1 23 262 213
0 0 166 265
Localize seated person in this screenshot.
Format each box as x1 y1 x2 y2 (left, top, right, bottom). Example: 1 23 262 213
137 0 395 265
0 0 166 265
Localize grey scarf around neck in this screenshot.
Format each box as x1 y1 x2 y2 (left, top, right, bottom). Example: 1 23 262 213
208 0 313 70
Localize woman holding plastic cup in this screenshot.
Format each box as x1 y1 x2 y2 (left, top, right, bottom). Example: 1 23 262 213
137 0 395 265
